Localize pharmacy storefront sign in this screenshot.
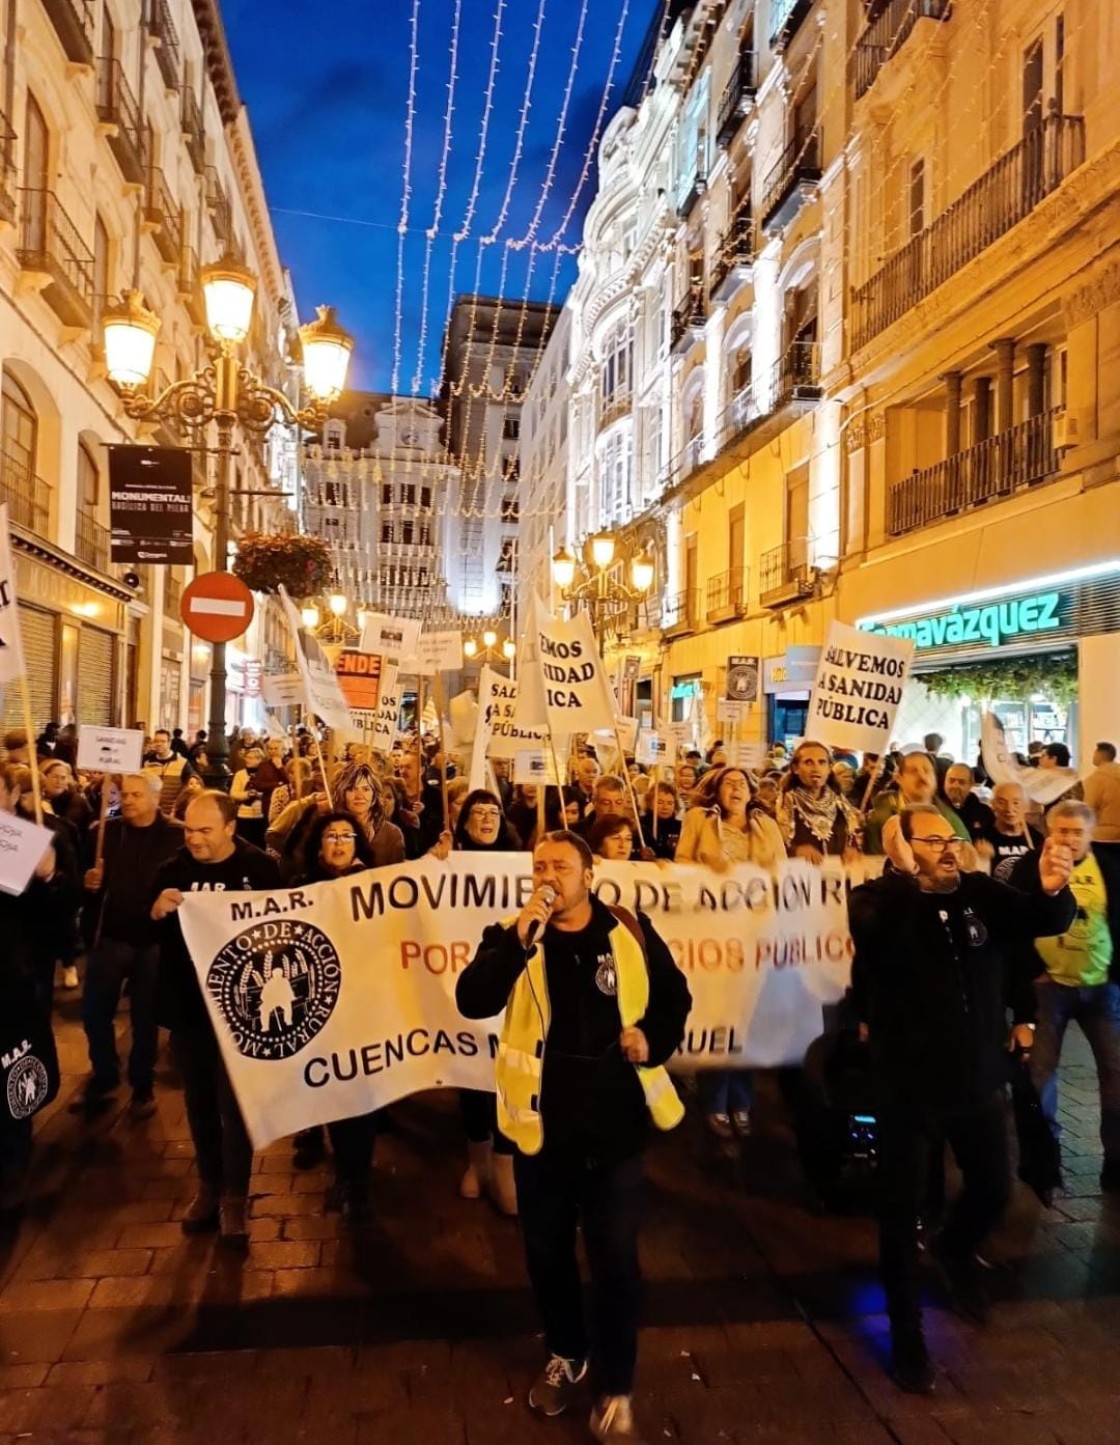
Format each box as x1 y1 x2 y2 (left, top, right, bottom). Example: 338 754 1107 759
860 589 1066 652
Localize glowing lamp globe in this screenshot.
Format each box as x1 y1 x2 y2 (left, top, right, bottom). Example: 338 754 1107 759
589 533 616 571
482 629 498 650
201 257 257 345
103 290 160 388
463 638 478 658
630 551 655 596
551 548 577 591
300 605 320 631
300 306 354 402
329 593 348 618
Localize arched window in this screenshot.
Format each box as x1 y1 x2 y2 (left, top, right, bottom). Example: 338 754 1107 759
1 370 37 481
78 441 100 510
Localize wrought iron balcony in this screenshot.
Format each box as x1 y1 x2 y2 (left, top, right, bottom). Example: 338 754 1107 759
664 589 701 636
147 0 181 89
716 384 763 450
17 188 95 327
887 410 1061 536
0 112 15 226
677 167 707 220
705 567 748 622
96 58 147 184
40 0 95 66
716 52 758 148
770 0 815 50
0 443 51 535
854 0 952 101
759 132 822 234
75 508 110 572
670 290 707 354
771 340 822 410
709 206 754 302
177 243 206 327
853 112 1085 349
760 538 816 608
144 167 182 264
206 167 233 245
181 87 206 173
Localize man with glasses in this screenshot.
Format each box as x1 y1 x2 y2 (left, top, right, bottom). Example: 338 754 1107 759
150 791 280 1248
849 804 1074 1394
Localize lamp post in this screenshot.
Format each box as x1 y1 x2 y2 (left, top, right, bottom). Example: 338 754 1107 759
551 530 655 648
462 628 517 667
102 259 353 780
302 591 359 645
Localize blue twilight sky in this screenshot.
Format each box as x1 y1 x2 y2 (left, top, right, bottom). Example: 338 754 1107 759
221 0 657 394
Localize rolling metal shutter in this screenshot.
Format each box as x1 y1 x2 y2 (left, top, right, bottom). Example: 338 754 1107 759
1 605 56 732
79 626 115 726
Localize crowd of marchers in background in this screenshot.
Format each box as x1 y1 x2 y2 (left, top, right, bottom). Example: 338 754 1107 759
1 713 1119 1434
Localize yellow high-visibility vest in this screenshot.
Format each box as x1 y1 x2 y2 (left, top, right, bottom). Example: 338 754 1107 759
494 915 684 1155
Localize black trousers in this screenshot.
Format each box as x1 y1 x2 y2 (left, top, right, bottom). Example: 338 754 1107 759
514 1147 644 1396
171 1025 253 1197
82 939 159 1094
878 1090 1010 1337
327 1112 378 1192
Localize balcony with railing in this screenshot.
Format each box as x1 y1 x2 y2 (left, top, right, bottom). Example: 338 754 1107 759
147 0 181 89
760 537 816 608
760 131 822 234
206 168 233 246
664 588 701 637
177 243 206 326
670 289 707 354
75 509 110 572
41 0 96 66
181 87 205 173
677 165 707 220
853 112 1085 349
96 58 147 184
710 205 754 302
716 52 759 147
144 167 181 264
17 189 94 327
0 112 15 226
887 409 1061 536
705 567 748 623
771 340 822 410
0 444 51 535
854 0 952 101
770 0 815 50
716 383 763 451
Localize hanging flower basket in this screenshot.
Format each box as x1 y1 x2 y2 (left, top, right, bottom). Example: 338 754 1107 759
232 533 333 596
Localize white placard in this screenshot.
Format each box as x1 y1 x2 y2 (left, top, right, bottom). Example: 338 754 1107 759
277 587 354 732
664 721 693 748
636 732 670 766
805 621 914 754
727 741 768 772
76 725 145 774
360 613 421 665
477 669 544 762
614 717 640 753
262 672 305 708
717 699 747 725
513 748 562 786
408 629 464 677
0 812 55 897
370 663 402 756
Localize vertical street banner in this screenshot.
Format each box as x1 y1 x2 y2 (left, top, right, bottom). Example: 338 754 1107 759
277 586 354 732
370 662 402 756
531 599 618 735
805 621 914 754
107 445 194 565
0 504 27 685
726 655 760 704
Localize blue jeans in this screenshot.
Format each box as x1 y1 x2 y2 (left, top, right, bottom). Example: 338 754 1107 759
1030 979 1120 1167
81 939 160 1094
697 1069 754 1117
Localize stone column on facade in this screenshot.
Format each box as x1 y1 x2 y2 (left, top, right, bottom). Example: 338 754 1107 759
943 370 963 455
53 413 80 554
973 376 993 443
991 339 1016 434
1025 342 1049 418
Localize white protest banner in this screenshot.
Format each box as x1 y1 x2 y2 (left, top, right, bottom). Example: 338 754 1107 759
806 620 914 754
513 747 562 786
370 663 402 756
408 630 463 677
614 717 639 753
477 667 544 761
77 726 145 774
664 721 693 751
717 699 747 725
449 690 478 750
262 672 305 709
533 600 617 734
277 586 353 732
178 854 880 1148
0 503 26 684
0 812 55 897
636 731 670 766
981 711 1082 804
727 741 768 772
511 594 550 730
360 613 421 665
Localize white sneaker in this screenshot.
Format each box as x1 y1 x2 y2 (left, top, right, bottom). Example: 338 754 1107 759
528 1354 588 1416
590 1395 645 1442
61 966 79 990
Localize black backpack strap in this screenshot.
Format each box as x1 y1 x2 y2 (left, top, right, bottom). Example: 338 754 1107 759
607 904 648 965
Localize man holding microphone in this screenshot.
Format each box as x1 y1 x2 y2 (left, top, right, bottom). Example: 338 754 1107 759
457 831 691 1444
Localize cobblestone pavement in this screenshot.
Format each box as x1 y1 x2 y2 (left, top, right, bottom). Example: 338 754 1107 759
2 992 1119 1445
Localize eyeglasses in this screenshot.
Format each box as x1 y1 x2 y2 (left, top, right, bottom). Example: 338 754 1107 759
471 808 502 822
911 836 964 852
323 831 357 845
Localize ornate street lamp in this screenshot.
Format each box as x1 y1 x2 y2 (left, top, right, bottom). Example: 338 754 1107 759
550 529 656 646
102 259 354 779
462 630 516 665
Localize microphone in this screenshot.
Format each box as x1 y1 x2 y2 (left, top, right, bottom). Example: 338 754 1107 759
525 885 557 950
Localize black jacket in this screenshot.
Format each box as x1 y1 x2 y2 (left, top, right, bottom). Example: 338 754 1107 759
1009 844 1120 984
849 868 1075 1113
83 812 184 948
457 894 691 1159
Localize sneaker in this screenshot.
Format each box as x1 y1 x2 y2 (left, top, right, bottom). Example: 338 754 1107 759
61 965 79 990
704 1113 734 1140
180 1186 220 1235
929 1233 989 1325
218 1196 249 1251
731 1109 752 1136
528 1355 588 1417
590 1395 645 1442
129 1091 157 1120
292 1126 326 1171
890 1332 935 1395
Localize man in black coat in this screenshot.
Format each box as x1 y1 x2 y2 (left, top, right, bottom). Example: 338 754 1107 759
849 803 1074 1394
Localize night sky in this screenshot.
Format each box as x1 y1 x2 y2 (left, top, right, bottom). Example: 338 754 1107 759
221 0 657 394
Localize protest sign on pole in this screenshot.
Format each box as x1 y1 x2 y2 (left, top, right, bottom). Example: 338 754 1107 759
531 600 617 735
717 699 747 725
262 672 305 709
511 594 551 731
178 854 880 1148
370 663 402 756
0 811 56 897
725 655 760 704
360 613 421 666
333 649 382 727
981 711 1082 803
277 586 353 734
77 726 145 775
475 667 544 762
513 748 562 787
408 630 463 677
636 731 670 767
805 621 914 754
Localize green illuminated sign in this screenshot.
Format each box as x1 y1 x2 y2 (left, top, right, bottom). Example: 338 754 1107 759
859 590 1065 651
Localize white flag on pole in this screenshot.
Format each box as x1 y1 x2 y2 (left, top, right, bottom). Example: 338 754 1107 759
531 598 617 735
0 503 27 685
277 586 353 732
511 593 550 730
370 662 402 756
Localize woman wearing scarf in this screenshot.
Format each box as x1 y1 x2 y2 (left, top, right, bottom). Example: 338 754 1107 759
775 742 864 862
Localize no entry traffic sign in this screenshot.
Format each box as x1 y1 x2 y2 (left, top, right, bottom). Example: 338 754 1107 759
180 572 255 644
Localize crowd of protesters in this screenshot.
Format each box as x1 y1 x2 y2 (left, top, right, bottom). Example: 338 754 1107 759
2 714 1119 1434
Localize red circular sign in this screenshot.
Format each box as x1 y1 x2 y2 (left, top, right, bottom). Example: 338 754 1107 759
180 572 255 644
